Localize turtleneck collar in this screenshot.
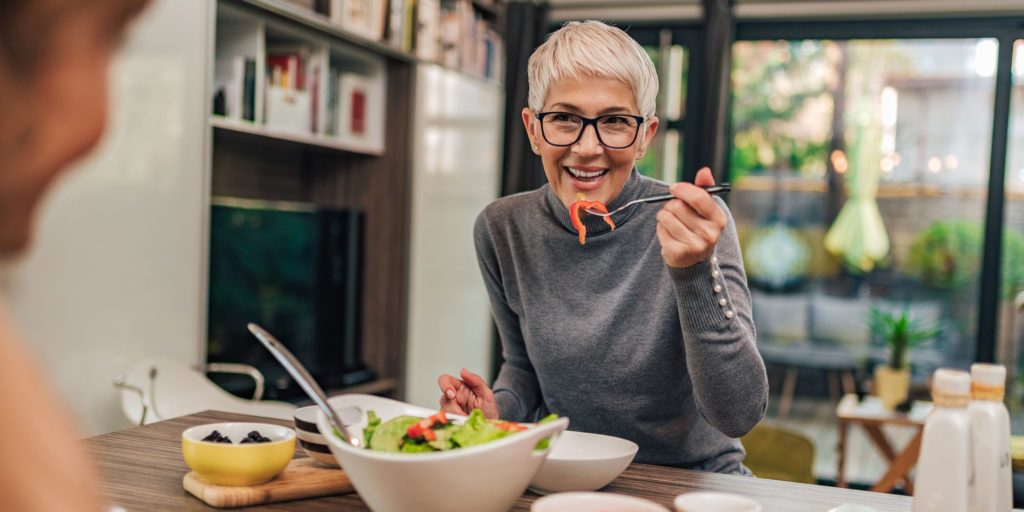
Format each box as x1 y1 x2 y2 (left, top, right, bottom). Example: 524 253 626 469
544 168 648 237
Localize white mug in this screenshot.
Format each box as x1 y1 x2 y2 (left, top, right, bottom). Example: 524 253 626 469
674 492 762 512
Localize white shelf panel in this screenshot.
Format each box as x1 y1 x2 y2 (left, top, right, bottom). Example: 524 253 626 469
210 115 384 155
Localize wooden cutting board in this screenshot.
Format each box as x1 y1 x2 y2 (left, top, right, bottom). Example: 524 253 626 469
183 458 355 508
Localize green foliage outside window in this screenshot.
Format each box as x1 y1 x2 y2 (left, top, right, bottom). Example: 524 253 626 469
729 40 835 180
905 219 1024 301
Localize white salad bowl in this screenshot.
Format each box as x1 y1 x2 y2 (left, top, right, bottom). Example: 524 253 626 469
529 430 638 494
316 393 569 512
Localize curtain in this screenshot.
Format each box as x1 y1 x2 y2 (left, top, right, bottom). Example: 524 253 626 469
500 0 551 197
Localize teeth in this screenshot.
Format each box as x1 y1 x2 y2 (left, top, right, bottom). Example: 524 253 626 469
568 167 606 178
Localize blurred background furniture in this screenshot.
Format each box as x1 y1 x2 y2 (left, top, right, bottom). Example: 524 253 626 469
113 358 296 425
753 290 959 418
835 393 931 493
753 291 867 418
740 422 817 484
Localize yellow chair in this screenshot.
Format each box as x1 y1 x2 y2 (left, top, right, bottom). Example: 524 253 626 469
740 422 817 484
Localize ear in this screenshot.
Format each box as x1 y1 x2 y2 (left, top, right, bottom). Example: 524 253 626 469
636 116 659 160
522 107 541 154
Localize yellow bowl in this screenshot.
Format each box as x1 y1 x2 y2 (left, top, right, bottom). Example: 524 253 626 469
181 422 296 486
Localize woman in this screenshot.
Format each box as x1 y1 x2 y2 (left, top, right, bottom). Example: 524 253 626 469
0 0 150 509
438 20 768 473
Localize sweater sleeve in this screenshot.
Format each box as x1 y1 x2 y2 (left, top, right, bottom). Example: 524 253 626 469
473 212 542 422
668 198 768 437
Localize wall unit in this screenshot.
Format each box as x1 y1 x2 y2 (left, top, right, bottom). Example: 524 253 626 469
208 0 506 402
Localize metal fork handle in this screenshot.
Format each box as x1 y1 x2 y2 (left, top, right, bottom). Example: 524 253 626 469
589 184 731 216
634 185 730 203
629 183 732 206
641 184 731 202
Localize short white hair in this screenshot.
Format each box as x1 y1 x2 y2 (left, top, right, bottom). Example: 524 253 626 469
527 20 658 119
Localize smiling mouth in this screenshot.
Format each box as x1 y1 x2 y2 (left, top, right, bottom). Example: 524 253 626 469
566 167 608 182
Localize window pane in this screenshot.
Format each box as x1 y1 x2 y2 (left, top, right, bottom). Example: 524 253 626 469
999 39 1024 430
636 43 688 181
731 39 993 449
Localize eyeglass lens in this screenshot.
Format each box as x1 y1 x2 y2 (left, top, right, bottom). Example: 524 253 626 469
540 113 640 148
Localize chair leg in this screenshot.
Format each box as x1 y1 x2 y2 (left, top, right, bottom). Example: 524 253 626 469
840 370 856 395
827 370 840 404
778 367 798 419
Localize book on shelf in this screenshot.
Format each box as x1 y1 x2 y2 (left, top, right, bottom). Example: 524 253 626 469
326 68 339 136
242 57 256 120
432 0 502 81
402 0 417 52
267 48 307 90
384 0 409 51
330 0 387 41
415 0 440 62
335 72 372 141
213 55 257 121
438 1 460 70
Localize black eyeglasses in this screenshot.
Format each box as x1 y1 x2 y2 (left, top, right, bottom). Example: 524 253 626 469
535 111 645 149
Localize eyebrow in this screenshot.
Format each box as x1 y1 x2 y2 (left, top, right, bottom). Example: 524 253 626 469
547 103 636 116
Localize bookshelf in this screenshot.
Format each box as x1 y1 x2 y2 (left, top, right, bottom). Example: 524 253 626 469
207 0 506 402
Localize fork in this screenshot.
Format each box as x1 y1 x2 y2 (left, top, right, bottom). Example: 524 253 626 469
583 183 731 217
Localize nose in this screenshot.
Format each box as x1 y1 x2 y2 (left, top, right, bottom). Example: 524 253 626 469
572 123 603 157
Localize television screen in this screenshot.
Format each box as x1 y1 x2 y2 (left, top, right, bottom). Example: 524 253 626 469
206 198 373 401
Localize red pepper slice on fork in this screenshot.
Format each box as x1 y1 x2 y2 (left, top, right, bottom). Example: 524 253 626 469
569 200 616 245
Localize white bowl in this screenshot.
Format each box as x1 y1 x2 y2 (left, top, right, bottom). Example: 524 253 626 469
673 492 762 512
293 400 364 468
532 492 670 512
296 436 340 468
529 430 638 494
316 393 569 512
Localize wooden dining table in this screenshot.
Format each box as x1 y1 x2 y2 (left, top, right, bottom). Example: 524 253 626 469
87 410 912 511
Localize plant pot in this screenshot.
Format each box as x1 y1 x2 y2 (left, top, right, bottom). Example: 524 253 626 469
874 365 911 410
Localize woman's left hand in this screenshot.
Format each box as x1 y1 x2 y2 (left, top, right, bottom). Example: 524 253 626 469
656 167 728 269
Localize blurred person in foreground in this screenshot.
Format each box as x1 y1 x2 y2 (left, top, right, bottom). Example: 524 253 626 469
437 20 767 474
0 0 151 509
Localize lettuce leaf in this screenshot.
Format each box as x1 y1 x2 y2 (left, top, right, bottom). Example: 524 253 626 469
450 409 512 448
366 415 420 452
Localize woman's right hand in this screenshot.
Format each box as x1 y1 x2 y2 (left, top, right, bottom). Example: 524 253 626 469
437 368 499 419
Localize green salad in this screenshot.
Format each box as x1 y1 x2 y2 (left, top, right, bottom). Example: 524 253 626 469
353 409 557 453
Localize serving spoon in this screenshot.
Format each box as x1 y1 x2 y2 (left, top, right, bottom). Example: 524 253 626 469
247 322 363 448
582 183 731 217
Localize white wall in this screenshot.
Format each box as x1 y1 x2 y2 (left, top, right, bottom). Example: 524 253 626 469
404 64 503 409
1 0 211 436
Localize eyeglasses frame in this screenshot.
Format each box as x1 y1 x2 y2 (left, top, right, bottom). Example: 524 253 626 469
534 111 646 149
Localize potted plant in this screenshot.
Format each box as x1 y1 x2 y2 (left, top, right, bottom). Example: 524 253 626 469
869 306 940 410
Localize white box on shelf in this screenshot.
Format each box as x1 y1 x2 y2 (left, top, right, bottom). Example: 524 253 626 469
330 0 387 41
335 72 373 142
265 85 312 134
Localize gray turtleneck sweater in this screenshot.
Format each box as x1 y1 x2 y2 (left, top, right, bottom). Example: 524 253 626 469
474 170 768 473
